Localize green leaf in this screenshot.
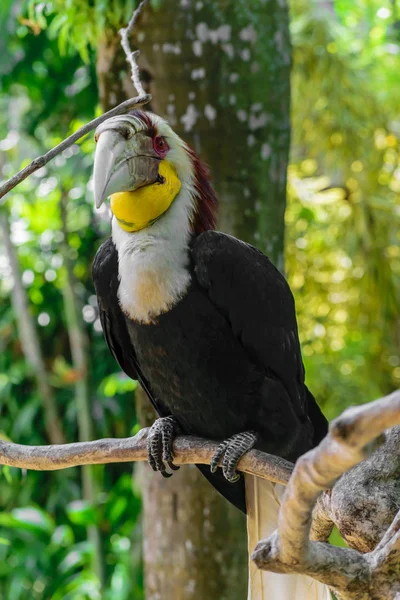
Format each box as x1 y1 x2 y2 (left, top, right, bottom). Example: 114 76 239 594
0 506 55 536
101 373 138 397
0 537 11 545
58 543 92 575
51 524 75 547
0 465 13 483
66 500 98 526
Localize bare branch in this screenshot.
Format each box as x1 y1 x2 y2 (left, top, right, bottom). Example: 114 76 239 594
119 0 151 97
252 390 400 600
316 422 400 553
0 95 150 201
0 430 293 485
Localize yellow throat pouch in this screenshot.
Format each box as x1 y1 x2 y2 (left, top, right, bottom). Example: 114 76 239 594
110 160 181 232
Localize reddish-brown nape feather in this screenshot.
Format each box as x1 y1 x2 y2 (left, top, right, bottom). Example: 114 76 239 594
186 146 218 235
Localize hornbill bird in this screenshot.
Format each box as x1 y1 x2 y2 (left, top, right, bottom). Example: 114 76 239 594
92 111 329 599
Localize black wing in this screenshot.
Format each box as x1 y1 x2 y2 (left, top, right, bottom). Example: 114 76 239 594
92 238 162 415
93 238 247 513
191 230 327 446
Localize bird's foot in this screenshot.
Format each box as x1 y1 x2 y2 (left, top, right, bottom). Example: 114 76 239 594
147 416 181 478
210 431 258 483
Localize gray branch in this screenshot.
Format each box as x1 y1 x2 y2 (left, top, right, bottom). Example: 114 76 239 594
252 390 400 600
0 430 293 485
0 95 150 201
119 0 151 97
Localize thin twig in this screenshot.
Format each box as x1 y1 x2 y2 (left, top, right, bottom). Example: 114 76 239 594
119 0 151 96
0 94 151 201
0 430 293 486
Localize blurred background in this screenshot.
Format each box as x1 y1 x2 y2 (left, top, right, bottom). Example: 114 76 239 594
0 1 399 599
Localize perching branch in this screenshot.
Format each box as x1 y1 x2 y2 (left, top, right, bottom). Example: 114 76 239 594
119 0 151 97
0 95 150 201
0 430 293 486
252 389 400 600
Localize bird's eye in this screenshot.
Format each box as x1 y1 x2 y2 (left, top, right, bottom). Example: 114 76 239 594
153 135 169 157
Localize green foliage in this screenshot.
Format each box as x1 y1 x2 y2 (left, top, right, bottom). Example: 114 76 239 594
0 0 97 141
23 0 135 63
18 0 162 63
0 474 142 599
287 0 400 417
0 8 142 594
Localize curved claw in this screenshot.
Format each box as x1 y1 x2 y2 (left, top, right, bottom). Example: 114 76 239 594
168 461 180 471
210 439 230 474
224 471 241 484
161 470 173 478
146 416 180 478
210 431 258 483
222 452 242 483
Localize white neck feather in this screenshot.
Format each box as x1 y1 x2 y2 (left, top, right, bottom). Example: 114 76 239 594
110 114 199 324
112 181 195 324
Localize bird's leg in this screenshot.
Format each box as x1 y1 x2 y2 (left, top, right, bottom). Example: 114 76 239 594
210 431 258 483
147 416 181 478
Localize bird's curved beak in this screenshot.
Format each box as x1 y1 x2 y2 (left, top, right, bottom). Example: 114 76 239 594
93 116 161 209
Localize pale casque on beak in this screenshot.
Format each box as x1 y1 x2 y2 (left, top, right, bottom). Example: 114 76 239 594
93 115 161 209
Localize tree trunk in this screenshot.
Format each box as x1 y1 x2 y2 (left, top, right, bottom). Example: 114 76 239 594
96 29 137 112
136 387 247 600
0 211 65 445
59 192 105 589
96 0 291 596
136 0 291 267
